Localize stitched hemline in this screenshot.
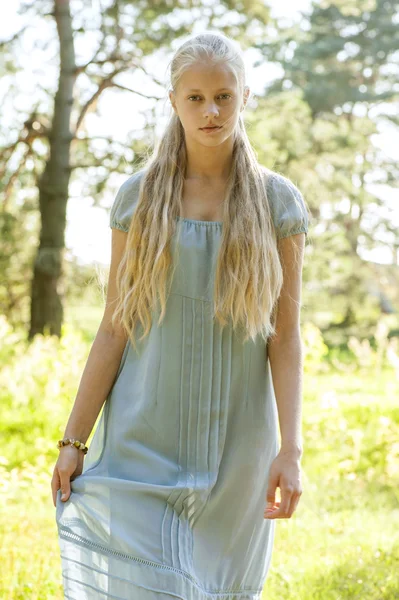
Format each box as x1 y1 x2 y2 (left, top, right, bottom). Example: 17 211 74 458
58 525 263 599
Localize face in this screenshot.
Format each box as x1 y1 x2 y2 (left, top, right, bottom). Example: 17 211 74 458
169 61 249 146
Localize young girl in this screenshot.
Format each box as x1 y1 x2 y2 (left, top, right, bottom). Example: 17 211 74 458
52 30 309 600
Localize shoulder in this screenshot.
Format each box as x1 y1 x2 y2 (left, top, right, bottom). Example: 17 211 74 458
109 168 147 232
118 168 146 196
262 169 309 240
265 170 300 197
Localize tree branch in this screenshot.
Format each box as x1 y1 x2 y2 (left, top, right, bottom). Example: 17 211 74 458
73 64 163 134
3 144 32 208
74 72 119 134
111 82 162 100
0 26 28 48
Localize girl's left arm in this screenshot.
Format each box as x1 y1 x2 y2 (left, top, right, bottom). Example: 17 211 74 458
267 232 307 459
264 232 306 519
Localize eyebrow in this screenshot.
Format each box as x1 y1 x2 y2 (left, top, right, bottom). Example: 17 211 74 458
186 88 233 92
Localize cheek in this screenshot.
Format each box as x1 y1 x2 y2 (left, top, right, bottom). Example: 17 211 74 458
181 107 197 123
223 107 240 128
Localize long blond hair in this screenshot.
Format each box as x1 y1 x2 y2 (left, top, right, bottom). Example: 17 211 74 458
112 31 291 351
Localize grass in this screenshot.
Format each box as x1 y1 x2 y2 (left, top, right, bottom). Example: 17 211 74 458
0 313 398 599
264 367 399 600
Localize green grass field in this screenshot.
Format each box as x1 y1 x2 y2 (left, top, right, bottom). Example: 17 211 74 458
0 315 398 599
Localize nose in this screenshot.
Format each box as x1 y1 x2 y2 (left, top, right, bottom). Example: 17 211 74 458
203 102 219 119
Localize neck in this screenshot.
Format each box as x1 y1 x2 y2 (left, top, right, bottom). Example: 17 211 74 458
184 138 234 181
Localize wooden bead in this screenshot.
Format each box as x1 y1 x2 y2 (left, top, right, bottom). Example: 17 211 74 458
57 437 88 454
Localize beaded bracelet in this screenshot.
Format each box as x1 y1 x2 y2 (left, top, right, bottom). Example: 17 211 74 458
57 437 89 455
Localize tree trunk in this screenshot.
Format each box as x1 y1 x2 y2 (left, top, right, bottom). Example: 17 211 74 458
28 0 75 339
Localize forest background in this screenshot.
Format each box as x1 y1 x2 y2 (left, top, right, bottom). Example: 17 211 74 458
0 0 398 598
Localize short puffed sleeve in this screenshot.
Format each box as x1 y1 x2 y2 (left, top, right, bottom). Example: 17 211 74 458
109 169 145 232
266 173 309 240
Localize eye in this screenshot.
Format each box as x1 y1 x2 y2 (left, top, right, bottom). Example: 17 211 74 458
187 94 232 101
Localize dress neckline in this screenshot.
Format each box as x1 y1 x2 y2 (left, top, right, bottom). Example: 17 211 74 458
176 216 223 227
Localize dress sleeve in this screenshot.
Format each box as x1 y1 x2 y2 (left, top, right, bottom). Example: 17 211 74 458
109 170 144 232
266 173 309 240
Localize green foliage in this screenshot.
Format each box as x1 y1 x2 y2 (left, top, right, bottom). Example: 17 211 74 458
303 322 330 373
1 0 399 595
0 315 89 471
2 0 399 345
0 206 39 329
0 315 398 598
249 86 399 343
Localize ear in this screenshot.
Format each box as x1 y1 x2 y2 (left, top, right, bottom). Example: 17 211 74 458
242 85 250 108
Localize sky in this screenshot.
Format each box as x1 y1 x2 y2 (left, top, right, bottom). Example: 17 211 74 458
1 1 398 267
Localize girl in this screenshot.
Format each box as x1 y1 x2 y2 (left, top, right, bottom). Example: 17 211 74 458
52 30 309 600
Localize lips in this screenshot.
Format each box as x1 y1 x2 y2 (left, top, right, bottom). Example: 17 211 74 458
201 126 221 130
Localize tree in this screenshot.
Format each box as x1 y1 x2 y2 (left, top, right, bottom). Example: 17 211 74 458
251 0 399 340
1 0 271 338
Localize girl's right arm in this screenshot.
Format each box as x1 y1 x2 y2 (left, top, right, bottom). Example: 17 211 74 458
51 228 129 506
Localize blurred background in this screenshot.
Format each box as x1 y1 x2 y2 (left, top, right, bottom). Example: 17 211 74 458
0 0 398 598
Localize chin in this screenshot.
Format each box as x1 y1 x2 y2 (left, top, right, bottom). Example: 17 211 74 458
197 129 228 142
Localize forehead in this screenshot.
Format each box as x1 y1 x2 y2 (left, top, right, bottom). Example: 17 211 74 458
178 62 237 92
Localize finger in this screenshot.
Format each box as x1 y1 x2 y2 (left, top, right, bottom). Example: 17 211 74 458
263 501 280 519
263 501 280 512
59 469 71 502
264 506 282 519
265 489 292 519
288 491 302 517
265 475 279 511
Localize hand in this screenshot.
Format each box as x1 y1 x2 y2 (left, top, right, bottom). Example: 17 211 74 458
51 446 84 507
264 449 303 519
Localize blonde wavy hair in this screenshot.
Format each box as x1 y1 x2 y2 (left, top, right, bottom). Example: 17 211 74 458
112 31 290 351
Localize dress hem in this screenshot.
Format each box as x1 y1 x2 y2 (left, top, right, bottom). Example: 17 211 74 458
58 524 264 600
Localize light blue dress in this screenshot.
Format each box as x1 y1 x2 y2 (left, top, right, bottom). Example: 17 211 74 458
55 169 309 599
